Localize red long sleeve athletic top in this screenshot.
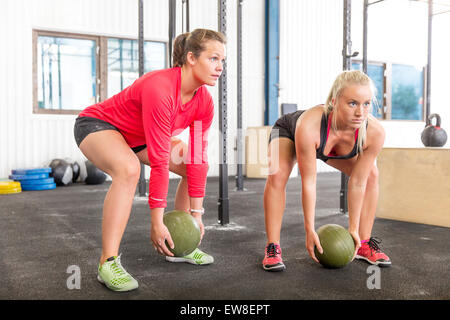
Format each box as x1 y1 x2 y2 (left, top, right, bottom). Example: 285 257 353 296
79 67 214 209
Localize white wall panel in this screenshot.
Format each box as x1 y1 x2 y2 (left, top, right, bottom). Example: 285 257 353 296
280 0 343 110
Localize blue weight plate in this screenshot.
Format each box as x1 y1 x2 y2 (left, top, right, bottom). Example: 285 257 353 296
19 178 55 186
21 183 56 191
9 173 49 180
11 167 52 175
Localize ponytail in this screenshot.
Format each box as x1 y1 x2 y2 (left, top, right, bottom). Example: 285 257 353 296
172 32 190 67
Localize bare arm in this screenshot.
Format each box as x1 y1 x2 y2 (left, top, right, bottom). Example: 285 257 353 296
347 121 385 236
295 109 323 262
296 130 317 234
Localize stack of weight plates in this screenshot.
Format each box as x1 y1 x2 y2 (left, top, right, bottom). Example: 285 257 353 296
8 167 56 191
0 180 22 194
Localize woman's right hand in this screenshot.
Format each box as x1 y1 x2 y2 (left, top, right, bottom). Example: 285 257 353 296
348 229 361 261
305 229 323 263
150 222 175 257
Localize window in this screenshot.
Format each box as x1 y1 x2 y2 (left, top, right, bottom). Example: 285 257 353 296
33 30 167 114
107 39 166 98
352 61 424 121
391 64 424 120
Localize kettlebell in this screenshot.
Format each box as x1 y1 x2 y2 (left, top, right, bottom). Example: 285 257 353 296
421 113 447 147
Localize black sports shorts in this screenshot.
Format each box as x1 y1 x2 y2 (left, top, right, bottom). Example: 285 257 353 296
74 116 146 153
268 110 304 144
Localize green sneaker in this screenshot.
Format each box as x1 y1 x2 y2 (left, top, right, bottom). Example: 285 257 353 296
165 248 214 265
97 254 138 292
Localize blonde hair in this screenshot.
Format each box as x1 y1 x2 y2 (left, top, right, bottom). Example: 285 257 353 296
172 29 227 67
323 70 378 154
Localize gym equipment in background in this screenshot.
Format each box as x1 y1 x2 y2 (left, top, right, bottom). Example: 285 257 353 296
8 167 56 191
0 180 22 194
421 113 447 147
49 159 73 186
84 160 107 185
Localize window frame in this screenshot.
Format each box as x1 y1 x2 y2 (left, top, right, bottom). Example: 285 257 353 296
32 30 168 115
352 59 426 122
32 30 101 115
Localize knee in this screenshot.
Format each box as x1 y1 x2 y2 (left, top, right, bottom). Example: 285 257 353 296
266 169 290 191
367 166 379 187
171 139 187 160
113 158 141 183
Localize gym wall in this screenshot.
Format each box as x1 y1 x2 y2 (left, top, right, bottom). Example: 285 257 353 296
0 0 169 180
2 0 446 180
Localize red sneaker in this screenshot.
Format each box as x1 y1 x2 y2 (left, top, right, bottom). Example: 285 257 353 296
356 237 391 267
262 243 286 272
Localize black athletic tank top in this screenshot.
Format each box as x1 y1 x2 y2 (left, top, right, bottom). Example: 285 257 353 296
316 112 360 162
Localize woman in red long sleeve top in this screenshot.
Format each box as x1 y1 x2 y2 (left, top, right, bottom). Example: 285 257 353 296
74 29 226 292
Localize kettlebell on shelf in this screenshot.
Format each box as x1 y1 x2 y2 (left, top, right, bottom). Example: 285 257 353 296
421 113 447 147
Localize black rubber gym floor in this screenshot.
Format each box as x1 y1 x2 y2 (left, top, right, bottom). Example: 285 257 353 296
1 172 449 301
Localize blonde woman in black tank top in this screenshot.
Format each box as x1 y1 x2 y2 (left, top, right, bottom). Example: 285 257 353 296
262 71 391 272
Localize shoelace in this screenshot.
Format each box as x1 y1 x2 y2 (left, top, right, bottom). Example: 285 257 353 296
266 243 280 258
110 256 127 277
367 237 382 253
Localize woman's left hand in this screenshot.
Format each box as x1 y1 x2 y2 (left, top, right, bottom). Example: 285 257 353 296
190 212 205 241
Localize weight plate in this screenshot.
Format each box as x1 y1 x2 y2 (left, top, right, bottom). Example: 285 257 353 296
20 178 55 186
0 181 21 190
11 167 52 175
9 173 49 180
0 187 22 194
21 183 56 191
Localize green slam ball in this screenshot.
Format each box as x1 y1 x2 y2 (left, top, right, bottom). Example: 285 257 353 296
163 210 201 257
314 224 355 268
